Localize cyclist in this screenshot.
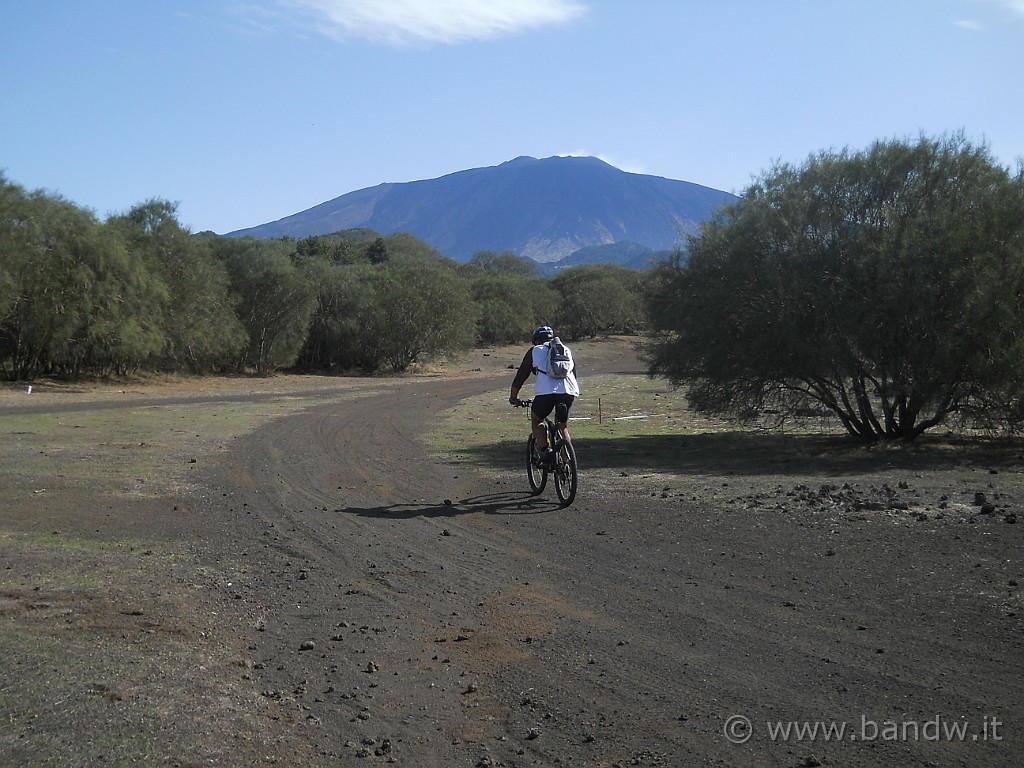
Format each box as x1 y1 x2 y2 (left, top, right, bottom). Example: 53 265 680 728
509 325 580 466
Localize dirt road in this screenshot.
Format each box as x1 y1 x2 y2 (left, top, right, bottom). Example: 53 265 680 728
2 352 1022 767
191 370 1022 767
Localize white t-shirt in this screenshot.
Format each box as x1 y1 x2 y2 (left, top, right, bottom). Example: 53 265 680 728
531 343 580 396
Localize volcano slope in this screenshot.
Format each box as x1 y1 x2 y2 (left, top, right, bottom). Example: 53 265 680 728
1 340 1021 767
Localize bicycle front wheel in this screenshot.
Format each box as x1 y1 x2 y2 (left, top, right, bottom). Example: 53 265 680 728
527 434 547 494
553 439 577 507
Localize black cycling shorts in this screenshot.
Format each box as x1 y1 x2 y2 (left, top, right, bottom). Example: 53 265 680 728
532 393 575 423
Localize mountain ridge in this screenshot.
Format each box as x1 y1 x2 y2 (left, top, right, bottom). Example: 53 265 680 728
226 155 737 263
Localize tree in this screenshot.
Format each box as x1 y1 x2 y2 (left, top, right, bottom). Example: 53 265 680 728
299 259 467 373
0 178 167 378
552 264 647 339
469 250 536 277
292 259 375 371
67 221 168 376
0 176 20 323
364 259 476 371
109 201 245 373
377 232 444 263
291 236 475 372
365 237 389 264
645 134 1024 440
216 238 317 373
294 234 363 265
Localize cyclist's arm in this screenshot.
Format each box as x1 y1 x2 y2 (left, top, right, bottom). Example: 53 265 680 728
509 349 534 401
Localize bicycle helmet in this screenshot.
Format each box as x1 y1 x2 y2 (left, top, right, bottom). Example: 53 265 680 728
532 325 554 345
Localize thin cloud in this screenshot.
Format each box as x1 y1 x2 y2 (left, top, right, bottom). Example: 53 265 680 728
969 0 1024 18
953 0 1024 32
280 0 587 46
556 149 593 158
998 0 1024 15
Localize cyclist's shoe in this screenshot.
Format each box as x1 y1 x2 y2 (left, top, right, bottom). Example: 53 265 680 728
534 448 550 468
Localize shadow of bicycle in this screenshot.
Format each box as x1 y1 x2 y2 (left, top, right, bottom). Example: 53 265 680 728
341 490 565 519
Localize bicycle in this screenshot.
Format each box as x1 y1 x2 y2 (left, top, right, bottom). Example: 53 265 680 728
513 398 578 507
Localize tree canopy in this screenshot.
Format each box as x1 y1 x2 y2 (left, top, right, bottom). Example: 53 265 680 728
645 134 1024 440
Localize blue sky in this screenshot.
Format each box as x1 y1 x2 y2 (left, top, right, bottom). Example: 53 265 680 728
2 0 1022 235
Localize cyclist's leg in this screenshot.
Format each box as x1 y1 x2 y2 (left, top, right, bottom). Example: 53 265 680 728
554 396 575 442
531 395 556 448
530 412 548 448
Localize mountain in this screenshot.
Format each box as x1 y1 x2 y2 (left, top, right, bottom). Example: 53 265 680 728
226 156 737 263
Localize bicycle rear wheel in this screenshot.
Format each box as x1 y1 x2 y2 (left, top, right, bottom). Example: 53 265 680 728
527 434 547 494
553 438 577 506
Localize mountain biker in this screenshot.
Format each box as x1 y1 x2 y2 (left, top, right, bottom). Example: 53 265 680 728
509 325 580 466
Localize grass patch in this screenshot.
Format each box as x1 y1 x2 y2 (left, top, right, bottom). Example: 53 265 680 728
0 403 296 498
427 371 1024 484
426 372 736 478
1 529 159 554
0 379 391 500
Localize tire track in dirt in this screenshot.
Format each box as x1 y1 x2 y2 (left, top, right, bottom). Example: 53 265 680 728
196 362 1023 767
202 369 704 765
206 375 574 764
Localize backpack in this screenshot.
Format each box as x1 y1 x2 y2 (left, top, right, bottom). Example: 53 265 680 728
546 337 573 378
